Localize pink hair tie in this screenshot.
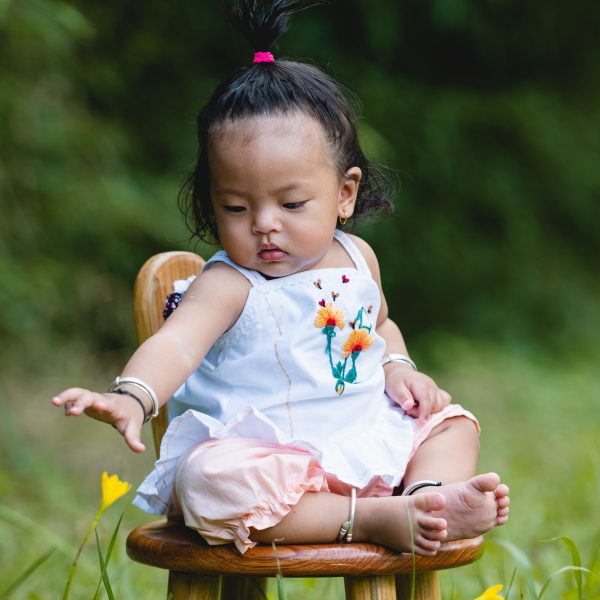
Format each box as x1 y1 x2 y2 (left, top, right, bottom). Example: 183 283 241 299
253 51 274 64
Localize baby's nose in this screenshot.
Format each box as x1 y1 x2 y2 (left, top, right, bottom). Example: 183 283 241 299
252 208 281 233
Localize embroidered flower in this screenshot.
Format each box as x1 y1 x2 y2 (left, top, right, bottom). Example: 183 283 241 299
341 328 373 358
314 302 345 329
314 305 373 396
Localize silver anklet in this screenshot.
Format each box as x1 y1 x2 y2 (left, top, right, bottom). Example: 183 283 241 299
337 488 357 543
402 480 443 496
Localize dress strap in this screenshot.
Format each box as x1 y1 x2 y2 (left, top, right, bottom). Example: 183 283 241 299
333 230 372 276
202 251 266 287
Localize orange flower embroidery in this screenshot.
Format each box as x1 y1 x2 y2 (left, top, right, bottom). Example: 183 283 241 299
342 328 373 358
314 302 345 329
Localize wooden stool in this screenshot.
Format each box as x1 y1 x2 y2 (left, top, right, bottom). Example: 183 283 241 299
127 519 483 599
126 251 484 600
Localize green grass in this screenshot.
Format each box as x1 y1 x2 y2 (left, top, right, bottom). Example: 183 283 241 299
1 340 599 598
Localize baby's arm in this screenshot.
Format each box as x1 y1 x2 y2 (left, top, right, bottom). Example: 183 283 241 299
52 263 250 451
348 235 451 422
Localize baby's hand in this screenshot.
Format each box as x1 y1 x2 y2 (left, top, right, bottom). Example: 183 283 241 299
52 388 146 453
385 366 451 423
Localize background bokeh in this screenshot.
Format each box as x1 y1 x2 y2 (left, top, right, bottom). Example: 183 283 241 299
2 0 599 359
1 1 599 597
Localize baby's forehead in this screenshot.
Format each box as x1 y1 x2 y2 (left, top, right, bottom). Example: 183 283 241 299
209 112 327 150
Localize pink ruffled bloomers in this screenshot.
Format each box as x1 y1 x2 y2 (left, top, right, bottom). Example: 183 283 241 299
173 404 478 553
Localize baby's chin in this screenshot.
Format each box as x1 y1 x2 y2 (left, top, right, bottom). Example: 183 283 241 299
233 253 319 279
256 264 298 280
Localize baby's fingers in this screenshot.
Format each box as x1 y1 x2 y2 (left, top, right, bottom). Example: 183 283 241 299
439 389 452 406
395 382 416 412
52 387 88 407
53 388 98 415
53 388 116 422
426 389 451 419
122 420 146 453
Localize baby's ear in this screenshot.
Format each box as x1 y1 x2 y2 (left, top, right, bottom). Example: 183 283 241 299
339 166 362 217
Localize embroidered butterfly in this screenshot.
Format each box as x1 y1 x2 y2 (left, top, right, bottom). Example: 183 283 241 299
318 299 326 307
313 279 322 289
342 275 350 283
349 319 357 329
367 305 373 314
331 291 339 301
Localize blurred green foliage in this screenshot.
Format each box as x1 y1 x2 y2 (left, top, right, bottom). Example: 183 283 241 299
1 0 599 365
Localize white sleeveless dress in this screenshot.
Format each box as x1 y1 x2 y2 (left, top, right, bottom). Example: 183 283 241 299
133 231 466 518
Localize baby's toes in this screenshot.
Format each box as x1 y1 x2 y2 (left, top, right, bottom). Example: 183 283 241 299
497 495 510 509
471 472 501 495
494 483 510 499
497 502 510 515
496 502 510 523
414 536 442 556
496 514 509 526
418 515 448 540
412 492 446 513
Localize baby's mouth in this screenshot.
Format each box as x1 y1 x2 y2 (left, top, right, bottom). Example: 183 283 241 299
258 244 287 261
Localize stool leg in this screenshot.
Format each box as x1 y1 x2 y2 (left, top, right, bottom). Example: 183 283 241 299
395 572 440 600
220 576 267 600
344 575 396 600
167 571 221 600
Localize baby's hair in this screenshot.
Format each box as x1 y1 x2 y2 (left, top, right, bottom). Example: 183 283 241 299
180 0 395 243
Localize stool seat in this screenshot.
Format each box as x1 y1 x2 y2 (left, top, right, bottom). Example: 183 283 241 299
127 519 483 577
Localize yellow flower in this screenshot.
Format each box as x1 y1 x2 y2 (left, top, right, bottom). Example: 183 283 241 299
100 472 131 512
341 328 373 358
63 472 131 599
314 302 344 329
475 584 504 600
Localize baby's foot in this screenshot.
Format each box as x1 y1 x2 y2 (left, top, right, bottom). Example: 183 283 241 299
358 493 449 556
427 473 510 540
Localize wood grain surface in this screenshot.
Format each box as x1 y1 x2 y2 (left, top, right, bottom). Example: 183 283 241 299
127 520 483 577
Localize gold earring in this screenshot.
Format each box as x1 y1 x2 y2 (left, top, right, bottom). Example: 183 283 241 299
339 211 348 226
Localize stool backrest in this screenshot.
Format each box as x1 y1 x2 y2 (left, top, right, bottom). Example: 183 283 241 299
133 251 205 456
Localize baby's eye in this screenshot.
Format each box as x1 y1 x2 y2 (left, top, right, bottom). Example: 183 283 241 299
222 205 246 213
283 201 307 210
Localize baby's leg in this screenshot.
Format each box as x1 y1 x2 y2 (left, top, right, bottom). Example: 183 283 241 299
175 436 447 555
404 416 510 540
250 490 449 556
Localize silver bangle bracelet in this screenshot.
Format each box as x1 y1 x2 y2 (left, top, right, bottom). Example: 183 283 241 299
337 488 357 543
381 353 417 371
111 376 159 418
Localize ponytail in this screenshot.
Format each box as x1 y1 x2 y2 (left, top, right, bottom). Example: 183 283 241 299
227 1 323 52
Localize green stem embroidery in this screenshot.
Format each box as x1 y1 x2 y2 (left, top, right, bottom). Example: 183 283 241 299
320 307 372 396
323 326 336 374
354 307 372 332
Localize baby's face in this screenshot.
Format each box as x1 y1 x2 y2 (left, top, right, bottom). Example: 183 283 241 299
207 112 359 278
